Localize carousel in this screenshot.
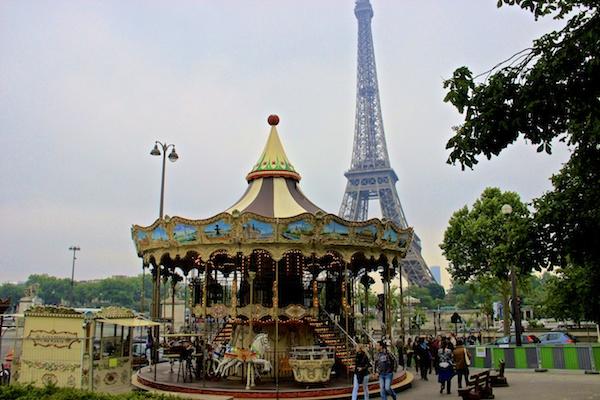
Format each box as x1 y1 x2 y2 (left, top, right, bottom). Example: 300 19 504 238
131 115 413 398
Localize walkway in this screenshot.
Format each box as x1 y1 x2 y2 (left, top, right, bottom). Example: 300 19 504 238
400 369 600 400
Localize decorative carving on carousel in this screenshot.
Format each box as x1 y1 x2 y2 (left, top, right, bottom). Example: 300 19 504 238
96 306 135 319
132 211 413 265
193 304 314 321
25 305 84 318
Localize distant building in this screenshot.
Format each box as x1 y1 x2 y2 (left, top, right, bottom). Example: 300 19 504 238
430 266 441 285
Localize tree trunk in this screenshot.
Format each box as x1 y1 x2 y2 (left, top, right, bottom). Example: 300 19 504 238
500 280 511 336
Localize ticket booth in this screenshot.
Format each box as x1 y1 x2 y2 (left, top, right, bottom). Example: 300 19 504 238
15 306 157 394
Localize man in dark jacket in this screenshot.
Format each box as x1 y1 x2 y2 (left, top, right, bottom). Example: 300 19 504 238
352 344 371 400
415 337 431 381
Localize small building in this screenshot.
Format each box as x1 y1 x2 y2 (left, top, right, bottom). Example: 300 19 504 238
14 305 157 394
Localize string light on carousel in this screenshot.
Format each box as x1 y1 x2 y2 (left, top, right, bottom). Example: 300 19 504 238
131 115 414 398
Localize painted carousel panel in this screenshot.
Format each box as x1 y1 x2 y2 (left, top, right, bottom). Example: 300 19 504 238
173 223 198 244
203 219 232 239
136 231 150 246
321 221 350 240
354 224 378 242
151 226 169 242
382 227 399 243
242 219 275 240
398 231 411 251
282 219 314 241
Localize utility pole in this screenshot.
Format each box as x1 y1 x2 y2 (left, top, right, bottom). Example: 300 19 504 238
68 246 80 306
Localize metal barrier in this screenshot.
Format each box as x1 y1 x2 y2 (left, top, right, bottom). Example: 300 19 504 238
466 344 600 372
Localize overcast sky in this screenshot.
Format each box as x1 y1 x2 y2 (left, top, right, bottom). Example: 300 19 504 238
0 1 570 286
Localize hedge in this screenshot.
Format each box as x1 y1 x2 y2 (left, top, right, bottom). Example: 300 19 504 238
0 384 183 400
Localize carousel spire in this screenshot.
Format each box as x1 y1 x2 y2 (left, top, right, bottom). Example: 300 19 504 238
246 115 301 182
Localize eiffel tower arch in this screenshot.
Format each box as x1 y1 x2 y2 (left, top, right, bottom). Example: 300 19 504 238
339 0 434 286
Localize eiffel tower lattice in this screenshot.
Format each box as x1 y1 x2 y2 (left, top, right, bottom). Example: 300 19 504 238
339 0 434 286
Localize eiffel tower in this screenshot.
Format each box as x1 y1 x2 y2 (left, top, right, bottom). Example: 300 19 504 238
339 0 434 286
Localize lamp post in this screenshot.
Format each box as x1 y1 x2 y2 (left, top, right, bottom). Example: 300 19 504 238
68 246 80 306
501 203 523 347
150 141 179 219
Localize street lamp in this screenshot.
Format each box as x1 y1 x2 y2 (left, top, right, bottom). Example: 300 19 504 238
150 141 179 219
501 203 523 347
68 246 80 306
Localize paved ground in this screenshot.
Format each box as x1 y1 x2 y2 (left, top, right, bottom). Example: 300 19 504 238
399 368 600 400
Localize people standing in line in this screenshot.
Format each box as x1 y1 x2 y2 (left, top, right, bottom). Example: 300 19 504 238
413 338 420 374
453 339 471 389
352 344 371 400
395 337 405 369
437 339 455 394
375 340 397 400
415 337 431 381
430 336 440 375
405 338 414 368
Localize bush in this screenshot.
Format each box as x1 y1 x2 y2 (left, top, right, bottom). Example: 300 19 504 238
527 319 544 329
0 384 183 400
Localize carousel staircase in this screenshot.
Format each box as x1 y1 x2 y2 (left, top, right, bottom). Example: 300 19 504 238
305 316 355 372
211 321 234 346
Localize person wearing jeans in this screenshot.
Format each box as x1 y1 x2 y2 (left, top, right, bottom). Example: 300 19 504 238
374 341 397 400
352 344 371 400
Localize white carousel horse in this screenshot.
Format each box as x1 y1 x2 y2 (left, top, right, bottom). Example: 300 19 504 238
246 333 272 389
214 333 272 389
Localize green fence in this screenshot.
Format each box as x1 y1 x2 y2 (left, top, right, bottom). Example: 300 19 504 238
466 344 600 371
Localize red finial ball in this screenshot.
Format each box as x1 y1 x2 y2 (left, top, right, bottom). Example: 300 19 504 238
268 114 280 126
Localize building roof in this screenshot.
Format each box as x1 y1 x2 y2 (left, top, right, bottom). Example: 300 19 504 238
226 115 322 218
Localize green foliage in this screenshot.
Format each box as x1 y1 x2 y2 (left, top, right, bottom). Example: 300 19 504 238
443 0 600 323
440 187 542 282
444 2 598 169
0 283 26 311
0 274 157 312
543 264 598 323
0 384 180 400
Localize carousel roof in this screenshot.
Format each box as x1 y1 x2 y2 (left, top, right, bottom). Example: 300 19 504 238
225 115 322 218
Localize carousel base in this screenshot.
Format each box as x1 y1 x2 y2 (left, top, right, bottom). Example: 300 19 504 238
133 363 413 400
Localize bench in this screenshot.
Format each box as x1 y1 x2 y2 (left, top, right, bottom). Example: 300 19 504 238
458 370 494 400
490 360 508 387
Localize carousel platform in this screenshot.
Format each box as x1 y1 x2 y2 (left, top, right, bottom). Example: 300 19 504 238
133 363 413 400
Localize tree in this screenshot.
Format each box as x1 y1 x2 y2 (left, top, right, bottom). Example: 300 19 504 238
543 265 596 324
440 187 542 334
443 0 600 323
0 283 25 311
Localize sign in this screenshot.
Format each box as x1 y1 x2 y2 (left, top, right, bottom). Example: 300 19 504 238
108 358 118 368
476 347 486 358
28 329 79 349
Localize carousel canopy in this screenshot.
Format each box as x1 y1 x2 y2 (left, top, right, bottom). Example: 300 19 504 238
131 115 414 269
226 116 321 218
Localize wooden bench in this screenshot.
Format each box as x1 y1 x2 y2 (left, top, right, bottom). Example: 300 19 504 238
490 361 508 387
458 370 494 400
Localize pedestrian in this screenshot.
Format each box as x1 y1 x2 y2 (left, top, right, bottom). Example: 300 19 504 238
453 339 471 389
352 344 371 400
438 339 455 394
395 337 405 369
375 340 397 400
415 337 430 381
412 338 420 373
406 337 414 368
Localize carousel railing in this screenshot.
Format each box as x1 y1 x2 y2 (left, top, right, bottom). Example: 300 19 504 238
359 327 378 346
320 308 357 348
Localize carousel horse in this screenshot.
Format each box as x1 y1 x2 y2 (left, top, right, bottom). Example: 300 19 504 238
214 333 272 389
